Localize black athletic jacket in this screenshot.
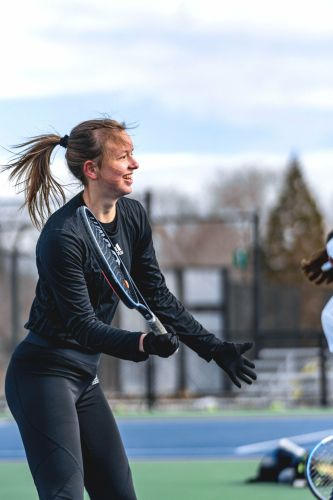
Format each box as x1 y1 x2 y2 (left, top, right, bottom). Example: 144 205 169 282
25 192 219 363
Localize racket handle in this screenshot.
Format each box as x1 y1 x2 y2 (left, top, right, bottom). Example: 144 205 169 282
147 315 179 353
147 315 168 335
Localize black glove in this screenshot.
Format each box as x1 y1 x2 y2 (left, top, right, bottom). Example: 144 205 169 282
212 341 256 388
301 248 333 285
143 332 179 358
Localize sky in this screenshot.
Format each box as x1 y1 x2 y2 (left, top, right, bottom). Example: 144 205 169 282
1 0 333 222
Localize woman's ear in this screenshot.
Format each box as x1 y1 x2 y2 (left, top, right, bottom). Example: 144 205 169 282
82 160 98 181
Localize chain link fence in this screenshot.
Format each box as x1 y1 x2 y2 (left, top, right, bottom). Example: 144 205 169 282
0 198 332 410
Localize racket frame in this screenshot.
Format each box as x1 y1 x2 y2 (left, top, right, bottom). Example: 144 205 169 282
306 435 333 500
77 205 167 335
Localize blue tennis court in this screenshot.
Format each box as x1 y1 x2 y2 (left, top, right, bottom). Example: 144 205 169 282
1 413 333 460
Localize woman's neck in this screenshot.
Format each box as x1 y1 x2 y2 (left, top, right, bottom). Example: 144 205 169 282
82 190 117 223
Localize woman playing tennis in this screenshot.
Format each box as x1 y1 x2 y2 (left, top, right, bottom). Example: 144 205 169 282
4 118 256 500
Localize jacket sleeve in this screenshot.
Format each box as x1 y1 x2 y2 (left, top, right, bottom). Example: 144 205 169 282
36 229 147 362
131 208 220 361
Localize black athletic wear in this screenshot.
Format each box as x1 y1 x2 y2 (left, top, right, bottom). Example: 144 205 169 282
212 341 257 388
25 191 220 362
5 342 137 500
142 331 179 357
5 191 221 500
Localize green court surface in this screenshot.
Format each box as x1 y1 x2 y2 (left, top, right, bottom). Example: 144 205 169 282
0 459 313 499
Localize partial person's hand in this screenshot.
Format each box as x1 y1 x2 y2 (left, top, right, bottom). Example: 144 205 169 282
301 248 333 285
212 341 256 388
143 332 179 358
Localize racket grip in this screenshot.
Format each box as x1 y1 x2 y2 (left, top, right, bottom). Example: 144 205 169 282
147 315 168 335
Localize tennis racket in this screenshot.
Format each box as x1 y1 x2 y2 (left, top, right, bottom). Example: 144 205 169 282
307 435 333 499
76 205 167 335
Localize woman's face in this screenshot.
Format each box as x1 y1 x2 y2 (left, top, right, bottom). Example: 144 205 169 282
97 132 139 198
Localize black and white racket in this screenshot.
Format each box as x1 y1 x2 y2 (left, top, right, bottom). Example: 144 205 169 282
77 205 167 335
307 435 333 500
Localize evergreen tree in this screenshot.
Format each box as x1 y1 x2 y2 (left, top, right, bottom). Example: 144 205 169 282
264 156 325 284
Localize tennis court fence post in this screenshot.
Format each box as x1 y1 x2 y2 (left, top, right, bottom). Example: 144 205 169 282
146 358 156 410
252 211 260 357
174 268 187 397
144 190 157 410
220 267 232 394
319 333 328 407
10 246 20 351
8 222 31 351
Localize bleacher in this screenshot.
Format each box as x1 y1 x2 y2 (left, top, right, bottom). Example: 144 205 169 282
234 347 333 407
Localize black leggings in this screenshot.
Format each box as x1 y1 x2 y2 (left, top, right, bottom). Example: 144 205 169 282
5 342 137 500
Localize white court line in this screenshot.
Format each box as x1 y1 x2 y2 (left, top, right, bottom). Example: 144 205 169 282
236 429 333 455
0 420 12 428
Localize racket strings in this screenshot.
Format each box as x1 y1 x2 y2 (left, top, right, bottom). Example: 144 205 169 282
309 446 333 499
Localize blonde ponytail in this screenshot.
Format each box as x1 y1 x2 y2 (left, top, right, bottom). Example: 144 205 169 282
2 134 66 229
2 118 128 229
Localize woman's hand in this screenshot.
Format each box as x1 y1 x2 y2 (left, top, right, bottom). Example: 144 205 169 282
141 332 179 358
212 341 256 388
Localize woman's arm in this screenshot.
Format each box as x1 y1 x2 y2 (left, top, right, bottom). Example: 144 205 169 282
36 228 148 362
130 204 256 387
131 208 222 361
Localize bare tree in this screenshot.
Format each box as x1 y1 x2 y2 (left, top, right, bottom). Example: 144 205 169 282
208 166 278 225
151 188 200 219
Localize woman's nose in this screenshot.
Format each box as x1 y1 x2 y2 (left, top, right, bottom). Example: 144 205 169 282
130 156 139 169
